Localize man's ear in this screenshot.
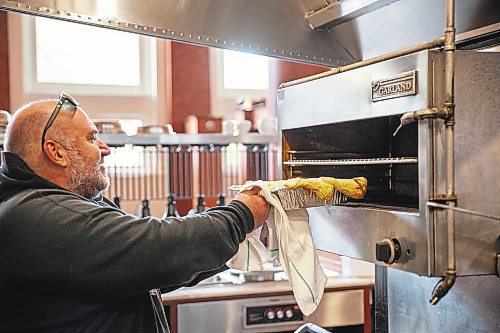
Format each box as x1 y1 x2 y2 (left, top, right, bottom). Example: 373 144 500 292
43 140 69 167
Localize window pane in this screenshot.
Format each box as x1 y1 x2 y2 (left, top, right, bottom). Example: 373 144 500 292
223 50 269 90
35 17 140 86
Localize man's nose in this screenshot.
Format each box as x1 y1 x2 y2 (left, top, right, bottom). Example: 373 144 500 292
97 138 111 156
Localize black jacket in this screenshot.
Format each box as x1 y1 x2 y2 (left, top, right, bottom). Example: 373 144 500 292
0 152 254 332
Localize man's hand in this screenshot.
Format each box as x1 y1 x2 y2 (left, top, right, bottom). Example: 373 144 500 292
234 187 270 231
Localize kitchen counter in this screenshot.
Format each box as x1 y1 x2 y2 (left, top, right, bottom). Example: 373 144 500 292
162 276 374 303
162 276 374 333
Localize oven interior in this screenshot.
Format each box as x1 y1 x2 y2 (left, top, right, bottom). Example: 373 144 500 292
282 114 419 211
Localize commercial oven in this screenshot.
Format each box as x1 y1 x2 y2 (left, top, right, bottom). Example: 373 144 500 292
277 49 500 278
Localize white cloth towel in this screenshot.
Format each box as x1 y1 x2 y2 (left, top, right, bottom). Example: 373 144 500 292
228 181 327 316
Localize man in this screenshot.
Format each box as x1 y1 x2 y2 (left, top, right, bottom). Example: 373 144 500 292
0 93 270 332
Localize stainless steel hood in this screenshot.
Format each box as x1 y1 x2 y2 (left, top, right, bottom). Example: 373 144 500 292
1 0 498 67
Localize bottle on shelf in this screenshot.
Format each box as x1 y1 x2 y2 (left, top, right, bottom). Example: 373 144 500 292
216 193 226 206
113 195 121 208
162 194 180 218
139 198 151 217
188 194 206 215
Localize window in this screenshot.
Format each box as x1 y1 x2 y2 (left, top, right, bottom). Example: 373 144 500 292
222 50 269 90
22 16 155 96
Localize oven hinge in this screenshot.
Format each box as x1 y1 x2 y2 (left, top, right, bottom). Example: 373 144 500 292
428 194 457 205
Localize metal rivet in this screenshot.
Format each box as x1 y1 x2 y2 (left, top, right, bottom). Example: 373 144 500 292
77 14 82 18
215 39 218 43
223 40 227 44
289 52 293 56
153 28 157 32
257 46 260 50
144 27 148 31
240 43 244 47
134 24 138 29
189 34 193 38
297 53 301 57
16 4 20 8
197 36 201 40
26 5 31 9
57 10 62 14
108 20 112 24
37 7 42 11
231 42 235 46
172 32 176 36
321 57 324 61
273 49 277 53
206 37 210 41
47 9 51 13
125 23 129 27
305 55 309 58
265 48 268 51
98 18 102 22
179 33 183 37
313 56 316 60
162 29 166 33
88 16 92 20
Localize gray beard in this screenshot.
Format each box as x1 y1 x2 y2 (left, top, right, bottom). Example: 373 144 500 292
67 151 109 199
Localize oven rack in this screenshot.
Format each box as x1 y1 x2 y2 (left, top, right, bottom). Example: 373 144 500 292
283 157 418 166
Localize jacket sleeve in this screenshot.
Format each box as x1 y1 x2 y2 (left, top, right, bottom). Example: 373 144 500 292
67 199 254 299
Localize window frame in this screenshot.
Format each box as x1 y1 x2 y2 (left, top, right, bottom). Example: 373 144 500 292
21 15 155 97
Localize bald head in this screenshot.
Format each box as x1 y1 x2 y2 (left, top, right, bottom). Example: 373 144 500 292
3 97 111 198
4 100 57 165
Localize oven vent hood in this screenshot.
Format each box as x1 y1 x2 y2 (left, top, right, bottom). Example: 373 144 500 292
1 0 498 67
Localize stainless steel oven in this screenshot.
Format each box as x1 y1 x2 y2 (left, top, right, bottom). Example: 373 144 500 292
277 49 499 278
176 291 365 333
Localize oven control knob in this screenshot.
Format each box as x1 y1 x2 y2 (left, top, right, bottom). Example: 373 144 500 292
376 238 401 264
285 308 293 318
266 310 275 320
276 309 284 319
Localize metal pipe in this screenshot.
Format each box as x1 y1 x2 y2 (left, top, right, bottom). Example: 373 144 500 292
392 108 449 136
430 0 456 305
427 202 500 221
279 37 445 89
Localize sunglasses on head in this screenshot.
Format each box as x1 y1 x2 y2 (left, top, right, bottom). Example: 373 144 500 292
41 92 79 151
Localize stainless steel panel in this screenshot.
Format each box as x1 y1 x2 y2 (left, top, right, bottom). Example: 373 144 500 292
1 0 498 67
387 268 500 332
325 0 500 60
277 50 500 276
432 50 500 276
308 207 428 275
177 291 365 333
277 50 432 130
0 0 356 66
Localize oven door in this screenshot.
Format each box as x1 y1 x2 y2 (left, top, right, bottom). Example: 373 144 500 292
176 291 365 333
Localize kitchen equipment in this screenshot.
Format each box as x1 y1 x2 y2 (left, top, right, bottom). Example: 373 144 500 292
137 125 175 135
277 49 499 278
175 291 365 333
93 119 124 134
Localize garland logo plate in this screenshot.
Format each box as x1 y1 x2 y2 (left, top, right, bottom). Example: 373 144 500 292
371 70 417 102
